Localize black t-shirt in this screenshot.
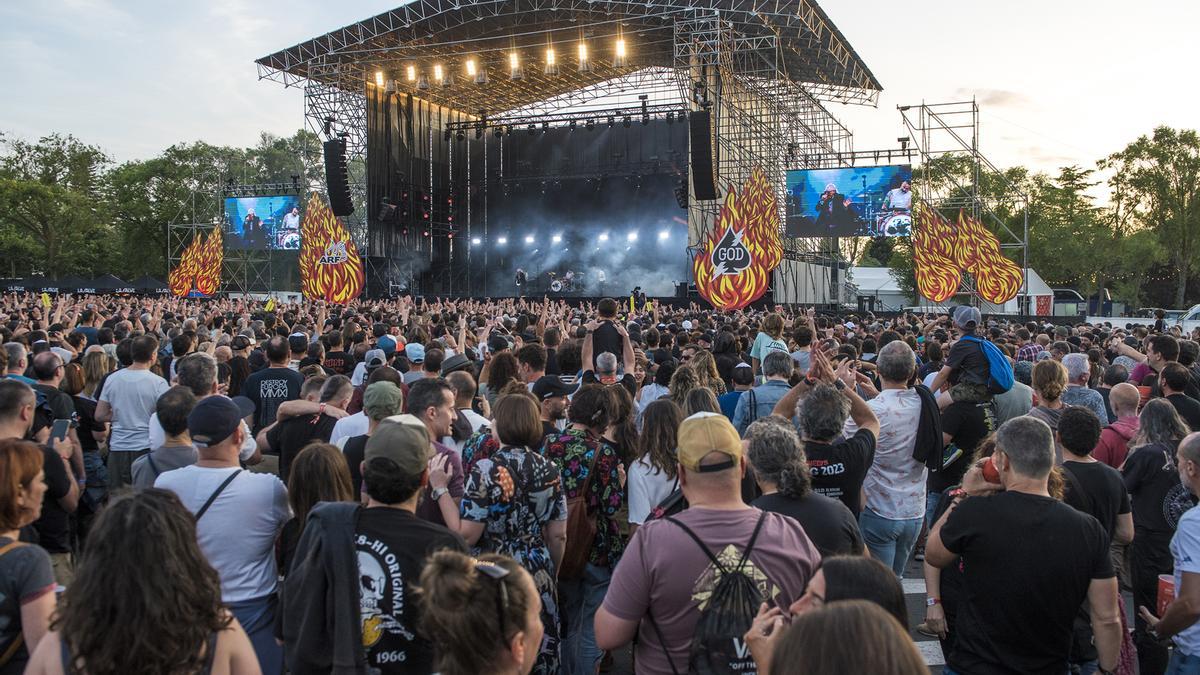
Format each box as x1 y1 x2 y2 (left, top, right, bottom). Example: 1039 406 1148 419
343 434 368 501
1062 460 1130 540
801 428 875 516
1122 440 1196 540
266 413 339 482
1168 393 1200 432
33 385 75 428
934 400 996 493
31 445 73 554
752 492 863 557
545 348 560 376
590 320 624 369
323 351 354 376
71 395 101 454
355 508 467 674
940 491 1114 675
243 367 305 434
945 332 989 387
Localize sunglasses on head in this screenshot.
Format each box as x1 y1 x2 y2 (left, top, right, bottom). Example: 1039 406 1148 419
474 559 512 640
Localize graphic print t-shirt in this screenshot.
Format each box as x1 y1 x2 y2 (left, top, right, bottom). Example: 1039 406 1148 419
356 508 467 674
243 367 304 434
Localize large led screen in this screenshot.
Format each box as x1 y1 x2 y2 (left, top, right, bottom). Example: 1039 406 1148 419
785 165 913 237
224 195 302 250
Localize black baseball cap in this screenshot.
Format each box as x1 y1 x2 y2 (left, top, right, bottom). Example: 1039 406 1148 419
188 396 254 448
532 375 572 401
488 334 511 353
440 353 472 376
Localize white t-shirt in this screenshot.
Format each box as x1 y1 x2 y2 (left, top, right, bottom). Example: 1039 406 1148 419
844 388 926 520
155 465 290 603
147 411 256 461
99 368 170 451
627 456 678 525
1171 506 1200 656
330 412 369 447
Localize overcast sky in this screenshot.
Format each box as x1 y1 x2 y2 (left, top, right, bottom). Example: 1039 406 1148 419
3 0 1197 179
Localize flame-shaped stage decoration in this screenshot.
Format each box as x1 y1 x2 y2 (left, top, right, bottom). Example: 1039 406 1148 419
168 226 223 297
299 193 365 304
912 203 1024 305
692 168 783 311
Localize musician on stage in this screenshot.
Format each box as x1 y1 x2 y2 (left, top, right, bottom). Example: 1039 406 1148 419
883 180 912 211
515 268 527 297
243 209 264 248
814 182 860 233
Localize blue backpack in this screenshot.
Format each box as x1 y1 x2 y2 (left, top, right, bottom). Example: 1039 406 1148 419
959 335 1014 394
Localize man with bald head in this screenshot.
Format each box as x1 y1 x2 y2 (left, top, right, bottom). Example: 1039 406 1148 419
1094 382 1141 469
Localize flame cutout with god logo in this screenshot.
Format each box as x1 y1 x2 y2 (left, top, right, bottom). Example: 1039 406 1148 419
692 168 783 311
912 204 1024 305
298 193 365 304
168 226 223 297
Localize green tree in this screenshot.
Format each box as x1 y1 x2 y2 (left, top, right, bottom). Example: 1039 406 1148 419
0 134 111 275
1101 127 1200 307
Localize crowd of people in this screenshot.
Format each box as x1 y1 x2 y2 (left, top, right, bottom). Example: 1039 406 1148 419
4 291 1200 674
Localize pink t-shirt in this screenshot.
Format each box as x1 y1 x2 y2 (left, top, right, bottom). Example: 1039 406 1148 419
602 507 820 674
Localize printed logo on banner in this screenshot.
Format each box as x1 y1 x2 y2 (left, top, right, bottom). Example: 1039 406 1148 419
692 167 783 311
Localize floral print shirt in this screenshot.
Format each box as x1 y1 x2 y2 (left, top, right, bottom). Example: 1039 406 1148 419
541 427 627 568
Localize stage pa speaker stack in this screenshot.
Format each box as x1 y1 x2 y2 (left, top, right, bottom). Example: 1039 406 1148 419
323 138 355 217
689 110 718 201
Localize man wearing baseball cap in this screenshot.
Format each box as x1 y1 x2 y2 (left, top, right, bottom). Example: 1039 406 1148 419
281 417 466 675
596 412 820 672
156 395 290 674
532 374 572 438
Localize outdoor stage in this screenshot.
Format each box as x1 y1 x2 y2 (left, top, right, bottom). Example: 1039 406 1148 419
254 0 884 306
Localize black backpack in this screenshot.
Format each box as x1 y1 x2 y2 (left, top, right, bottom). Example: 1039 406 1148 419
646 512 767 675
646 478 687 522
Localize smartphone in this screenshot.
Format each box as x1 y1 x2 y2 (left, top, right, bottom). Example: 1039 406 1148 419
51 419 71 443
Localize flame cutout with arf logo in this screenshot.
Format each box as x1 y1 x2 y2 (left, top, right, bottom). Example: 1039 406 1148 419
168 226 223 297
692 167 783 311
298 192 365 304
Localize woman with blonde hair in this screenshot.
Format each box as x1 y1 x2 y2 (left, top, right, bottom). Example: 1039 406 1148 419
689 350 727 395
1026 359 1068 461
668 365 699 409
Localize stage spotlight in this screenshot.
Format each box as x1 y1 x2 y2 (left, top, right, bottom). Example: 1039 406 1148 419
613 38 627 68
497 236 508 245
406 64 416 81
475 125 484 140
524 235 535 244
374 70 384 87
658 230 670 240
443 128 452 142
527 124 536 135
623 115 631 128
509 52 523 80
569 119 577 131
542 122 549 133
607 115 615 127
433 64 444 84
505 125 513 136
585 119 595 131
666 111 675 124
471 237 482 245
641 113 649 126
578 42 591 73
627 231 638 242
494 127 503 138
545 47 558 75
552 234 563 243
456 129 466 142
417 73 430 90
599 233 609 242
466 59 477 77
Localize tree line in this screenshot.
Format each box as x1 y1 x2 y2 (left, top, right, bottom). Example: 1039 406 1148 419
1 125 1197 308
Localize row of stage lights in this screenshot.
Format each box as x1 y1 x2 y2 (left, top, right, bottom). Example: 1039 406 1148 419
373 38 630 90
469 230 671 246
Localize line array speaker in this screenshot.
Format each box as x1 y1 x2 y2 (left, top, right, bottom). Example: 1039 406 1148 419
323 138 354 216
689 110 717 201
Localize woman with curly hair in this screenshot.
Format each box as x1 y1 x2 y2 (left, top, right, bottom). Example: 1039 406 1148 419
690 350 727 396
25 489 259 675
481 352 522 408
668 364 699 409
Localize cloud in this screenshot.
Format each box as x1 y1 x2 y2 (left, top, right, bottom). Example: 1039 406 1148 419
954 88 1031 108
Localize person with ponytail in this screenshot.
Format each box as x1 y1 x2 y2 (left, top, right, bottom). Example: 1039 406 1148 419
418 551 543 675
746 418 864 557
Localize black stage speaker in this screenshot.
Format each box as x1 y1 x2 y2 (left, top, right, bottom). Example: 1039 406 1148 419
323 139 354 217
689 110 717 201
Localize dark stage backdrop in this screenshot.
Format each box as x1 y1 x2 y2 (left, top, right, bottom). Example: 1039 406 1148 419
367 87 688 297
